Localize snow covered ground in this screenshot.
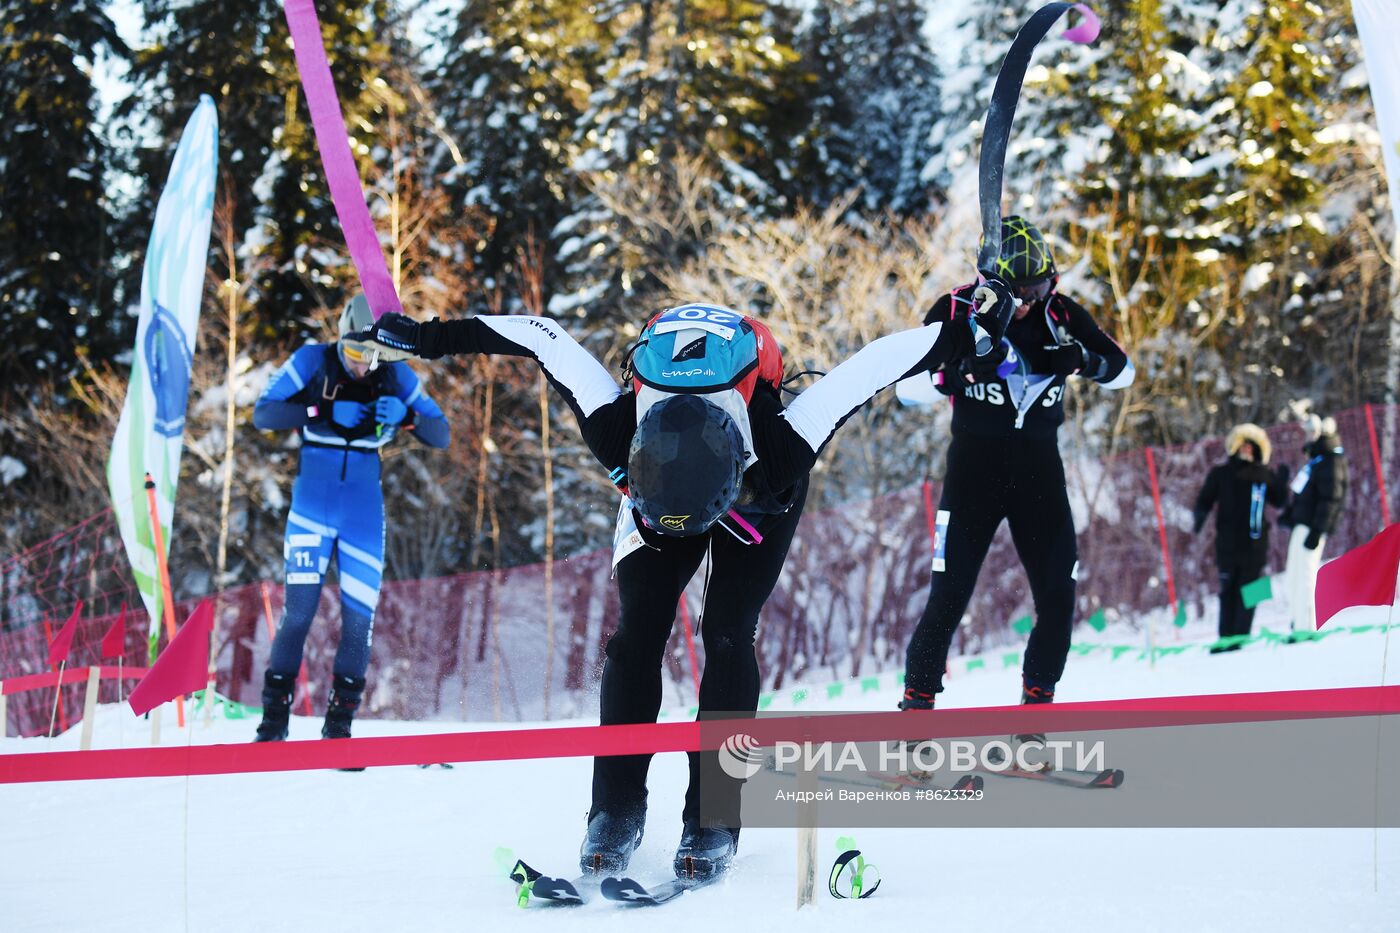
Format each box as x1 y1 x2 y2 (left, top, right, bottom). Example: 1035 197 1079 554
3 605 1398 932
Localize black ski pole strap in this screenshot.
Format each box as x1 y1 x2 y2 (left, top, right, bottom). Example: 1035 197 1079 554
829 849 881 899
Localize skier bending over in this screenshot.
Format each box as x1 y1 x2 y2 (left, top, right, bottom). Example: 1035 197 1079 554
353 283 1011 881
251 295 450 743
896 216 1133 754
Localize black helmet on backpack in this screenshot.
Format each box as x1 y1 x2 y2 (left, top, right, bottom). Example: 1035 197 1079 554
628 395 745 536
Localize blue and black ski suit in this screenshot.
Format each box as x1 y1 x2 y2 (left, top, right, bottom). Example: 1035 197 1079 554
253 343 449 682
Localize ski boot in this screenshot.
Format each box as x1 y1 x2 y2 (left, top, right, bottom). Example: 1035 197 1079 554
674 821 738 881
253 671 295 742
322 674 368 771
897 687 935 711
321 674 366 740
996 678 1054 771
580 808 645 875
898 688 938 779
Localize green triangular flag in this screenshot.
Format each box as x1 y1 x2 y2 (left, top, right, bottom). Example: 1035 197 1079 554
1240 576 1273 609
757 694 773 711
1110 645 1135 660
1002 651 1021 668
1172 600 1188 628
860 676 881 693
792 688 808 704
966 658 985 672
1084 609 1106 633
826 682 844 699
1011 616 1034 636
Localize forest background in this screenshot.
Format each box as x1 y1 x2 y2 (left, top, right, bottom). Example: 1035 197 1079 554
1 0 1393 603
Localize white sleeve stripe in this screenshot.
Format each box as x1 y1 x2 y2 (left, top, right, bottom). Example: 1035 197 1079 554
782 324 944 452
1100 358 1135 390
285 361 305 391
480 316 623 416
404 382 423 406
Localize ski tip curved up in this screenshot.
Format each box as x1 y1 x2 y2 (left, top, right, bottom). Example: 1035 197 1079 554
1063 4 1101 45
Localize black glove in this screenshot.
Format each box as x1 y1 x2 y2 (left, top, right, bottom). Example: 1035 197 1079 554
933 369 960 396
1046 339 1108 379
1304 529 1322 550
1045 341 1086 377
971 276 1018 355
350 312 444 360
957 344 1007 384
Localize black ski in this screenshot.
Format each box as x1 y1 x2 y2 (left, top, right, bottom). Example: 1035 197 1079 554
507 858 596 906
599 873 721 906
976 763 1124 789
973 1 1099 353
863 771 986 794
764 758 984 794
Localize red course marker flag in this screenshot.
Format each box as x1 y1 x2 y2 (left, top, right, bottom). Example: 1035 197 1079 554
100 604 128 660
1315 523 1400 630
128 600 213 717
46 601 84 667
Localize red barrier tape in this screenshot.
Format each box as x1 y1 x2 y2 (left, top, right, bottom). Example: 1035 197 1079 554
2 685 1396 785
1 666 149 696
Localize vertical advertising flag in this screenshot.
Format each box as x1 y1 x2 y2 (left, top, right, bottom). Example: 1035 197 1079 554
1353 0 1400 239
106 96 219 660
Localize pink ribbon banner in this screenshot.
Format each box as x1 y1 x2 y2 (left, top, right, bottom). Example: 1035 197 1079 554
282 0 402 318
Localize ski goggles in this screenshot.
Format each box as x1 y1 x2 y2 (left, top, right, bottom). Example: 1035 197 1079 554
1011 279 1054 303
339 340 372 363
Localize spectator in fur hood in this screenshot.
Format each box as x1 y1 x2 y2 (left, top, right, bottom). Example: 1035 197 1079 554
1280 414 1350 640
1193 424 1290 652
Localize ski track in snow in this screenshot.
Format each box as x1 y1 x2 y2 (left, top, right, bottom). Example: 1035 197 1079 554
3 609 1398 932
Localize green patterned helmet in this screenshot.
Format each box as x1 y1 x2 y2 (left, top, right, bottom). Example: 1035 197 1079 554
993 215 1056 285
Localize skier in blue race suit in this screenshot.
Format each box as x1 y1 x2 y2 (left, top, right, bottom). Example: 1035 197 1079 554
250 295 450 742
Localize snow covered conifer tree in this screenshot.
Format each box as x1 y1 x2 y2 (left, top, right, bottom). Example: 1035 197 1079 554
787 0 942 214
0 1 127 384
550 0 801 325
429 0 591 312
125 0 395 337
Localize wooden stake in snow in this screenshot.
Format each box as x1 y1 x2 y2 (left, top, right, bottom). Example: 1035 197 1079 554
209 233 241 725
796 741 819 908
79 666 101 751
47 661 68 738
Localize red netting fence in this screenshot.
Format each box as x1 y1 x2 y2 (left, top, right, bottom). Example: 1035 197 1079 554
3 405 1396 736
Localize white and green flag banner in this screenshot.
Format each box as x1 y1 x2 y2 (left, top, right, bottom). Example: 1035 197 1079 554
1354 0 1400 238
106 95 219 660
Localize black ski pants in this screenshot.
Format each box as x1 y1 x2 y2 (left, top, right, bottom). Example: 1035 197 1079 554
591 477 808 829
1216 555 1266 640
904 433 1078 697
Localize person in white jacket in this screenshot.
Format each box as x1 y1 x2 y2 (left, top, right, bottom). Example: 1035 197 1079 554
1280 415 1349 640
